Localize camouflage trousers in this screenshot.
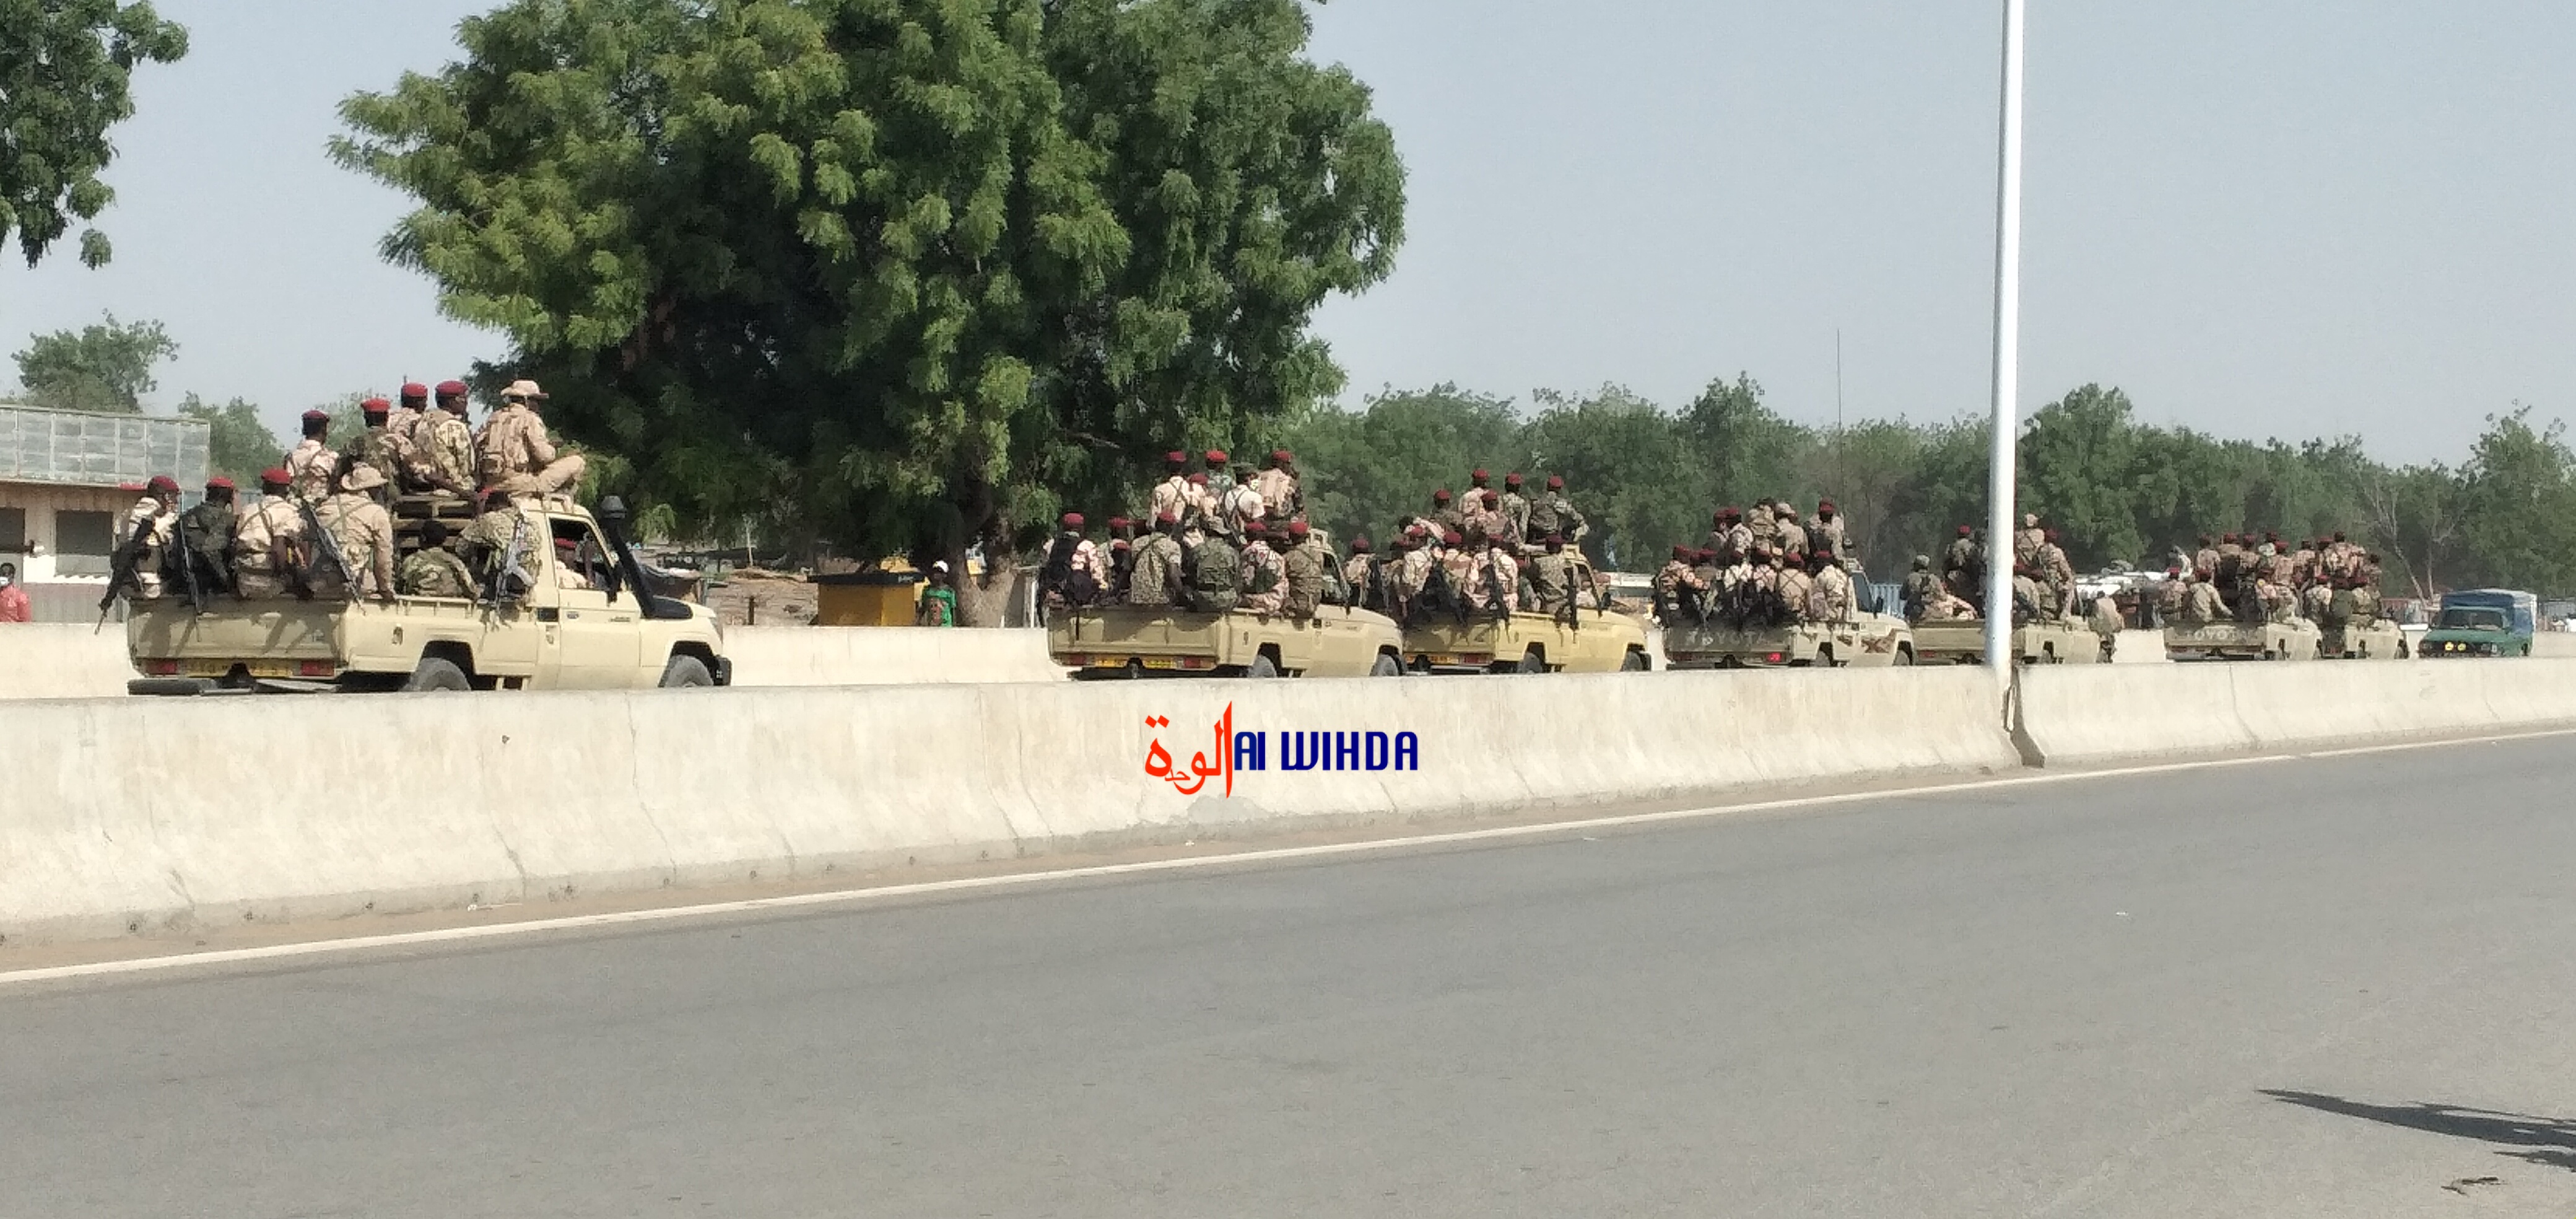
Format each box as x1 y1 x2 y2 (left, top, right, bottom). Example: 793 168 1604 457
492 453 586 497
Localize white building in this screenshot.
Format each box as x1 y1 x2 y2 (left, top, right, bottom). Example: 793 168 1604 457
0 403 211 620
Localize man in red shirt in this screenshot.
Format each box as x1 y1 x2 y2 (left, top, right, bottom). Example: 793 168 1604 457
0 562 30 623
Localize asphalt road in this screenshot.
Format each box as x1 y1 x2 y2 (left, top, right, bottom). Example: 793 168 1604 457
7 738 2576 1218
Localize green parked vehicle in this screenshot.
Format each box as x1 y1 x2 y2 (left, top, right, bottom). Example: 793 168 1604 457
2419 589 2536 658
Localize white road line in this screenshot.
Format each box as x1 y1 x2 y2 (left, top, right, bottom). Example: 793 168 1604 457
6 727 2570 988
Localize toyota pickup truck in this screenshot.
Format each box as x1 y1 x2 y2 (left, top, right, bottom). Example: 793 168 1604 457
1910 618 2107 665
1661 612 1915 669
1400 557 1651 673
1051 602 1405 678
126 497 729 694
2162 617 2321 662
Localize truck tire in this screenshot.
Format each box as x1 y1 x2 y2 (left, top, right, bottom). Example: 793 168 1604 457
1622 649 1650 672
1515 649 1546 674
403 657 472 693
1370 653 1403 678
1247 653 1281 679
1892 645 1914 667
659 654 714 688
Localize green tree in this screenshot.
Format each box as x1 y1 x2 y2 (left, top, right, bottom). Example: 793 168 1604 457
1281 383 1521 547
12 313 178 412
1680 373 1808 510
1525 384 1699 569
0 1 189 267
2457 407 2576 595
176 393 285 484
334 0 1401 619
2018 383 2144 567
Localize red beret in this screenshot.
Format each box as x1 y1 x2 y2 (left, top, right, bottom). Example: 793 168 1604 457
1471 468 1489 481
1245 520 1268 536
1546 475 1564 490
147 474 180 492
1819 499 1835 511
204 476 235 492
1505 473 1524 486
1060 512 1084 528
1187 472 1208 486
1442 530 1463 546
302 409 329 422
1672 544 1691 559
1350 535 1371 552
361 397 391 415
1482 491 1499 505
1271 449 1292 463
1433 489 1452 502
1106 516 1129 530
435 380 469 396
1155 509 1178 524
260 467 292 486
399 382 430 399
1547 533 1565 546
1165 450 1187 465
1287 520 1310 536
1957 525 1973 536
1204 448 1227 463
1721 506 1742 518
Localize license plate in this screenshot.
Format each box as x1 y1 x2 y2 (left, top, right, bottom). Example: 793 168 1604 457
183 659 292 678
1090 655 1182 670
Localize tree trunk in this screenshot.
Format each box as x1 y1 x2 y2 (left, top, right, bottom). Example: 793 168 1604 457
952 477 1017 628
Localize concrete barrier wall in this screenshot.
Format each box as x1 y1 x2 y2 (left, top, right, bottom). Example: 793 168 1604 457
2017 660 2576 767
0 624 1067 699
0 668 2014 946
0 624 147 700
2108 630 2170 664
723 626 1065 686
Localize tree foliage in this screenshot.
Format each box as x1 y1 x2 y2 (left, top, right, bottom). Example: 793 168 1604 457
176 392 285 484
1283 376 2576 597
334 0 1402 584
0 0 189 267
12 313 177 413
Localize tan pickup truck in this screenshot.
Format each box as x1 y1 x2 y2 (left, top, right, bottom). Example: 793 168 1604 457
127 497 728 694
1051 603 1404 678
1399 557 1651 674
1663 612 1915 669
2162 618 2321 662
1910 618 2108 665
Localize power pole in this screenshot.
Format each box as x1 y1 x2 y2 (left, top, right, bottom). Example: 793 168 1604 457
1983 0 2027 679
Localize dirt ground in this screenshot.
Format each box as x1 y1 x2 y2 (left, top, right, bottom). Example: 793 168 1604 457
703 569 817 627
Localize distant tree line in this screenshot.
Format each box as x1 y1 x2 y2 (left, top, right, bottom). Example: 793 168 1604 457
1283 378 2573 600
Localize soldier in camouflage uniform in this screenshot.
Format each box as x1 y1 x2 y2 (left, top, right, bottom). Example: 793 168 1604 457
1149 451 1191 522
174 477 240 597
316 464 398 602
396 520 478 598
1500 473 1533 544
460 492 539 601
476 380 586 499
1253 450 1302 525
1900 555 1939 623
389 382 433 453
1806 500 1848 564
285 410 339 504
1341 536 1378 610
1810 549 1855 623
1126 511 1185 609
232 469 306 598
1237 520 1286 614
1526 534 1574 616
1278 520 1326 618
1943 525 1983 603
342 398 409 500
1201 449 1234 503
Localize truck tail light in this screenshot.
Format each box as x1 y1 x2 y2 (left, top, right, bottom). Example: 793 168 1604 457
298 660 335 678
1765 652 1785 664
145 659 178 676
1061 653 1087 666
1177 656 1214 671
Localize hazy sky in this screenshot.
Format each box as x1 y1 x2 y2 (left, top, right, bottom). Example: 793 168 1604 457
1 1 2568 464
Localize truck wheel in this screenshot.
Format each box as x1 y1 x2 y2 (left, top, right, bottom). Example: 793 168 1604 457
1247 653 1281 679
1516 649 1546 674
1892 645 1914 667
659 655 714 688
1622 650 1650 672
1370 653 1403 678
403 657 472 693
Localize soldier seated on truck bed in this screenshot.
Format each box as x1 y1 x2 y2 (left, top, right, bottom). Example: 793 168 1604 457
396 520 476 598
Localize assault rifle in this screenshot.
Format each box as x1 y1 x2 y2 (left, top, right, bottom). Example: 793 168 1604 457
298 498 356 595
478 511 531 608
94 513 160 634
168 511 207 615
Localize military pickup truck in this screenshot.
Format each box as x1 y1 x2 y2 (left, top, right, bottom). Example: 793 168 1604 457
1400 557 1651 673
2162 618 2322 662
1661 612 1915 669
1910 618 2107 665
1051 602 1405 678
127 497 729 694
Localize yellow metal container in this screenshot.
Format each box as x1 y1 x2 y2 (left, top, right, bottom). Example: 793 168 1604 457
811 572 923 626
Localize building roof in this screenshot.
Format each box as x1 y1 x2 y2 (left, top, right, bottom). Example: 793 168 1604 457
0 401 210 489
